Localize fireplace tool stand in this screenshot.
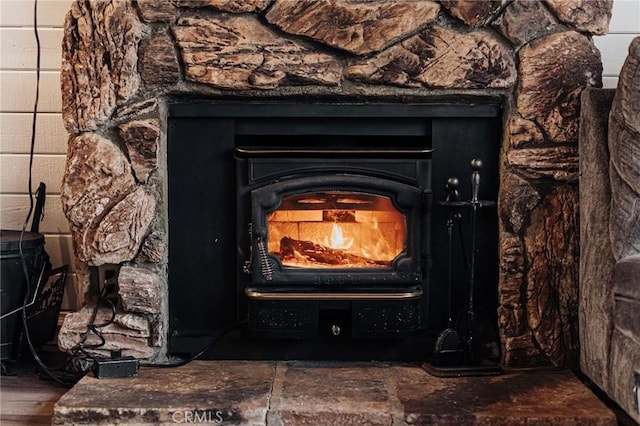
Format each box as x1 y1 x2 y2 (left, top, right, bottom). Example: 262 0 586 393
424 159 502 377
429 177 465 367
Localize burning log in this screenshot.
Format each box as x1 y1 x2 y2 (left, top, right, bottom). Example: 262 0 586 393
279 236 389 267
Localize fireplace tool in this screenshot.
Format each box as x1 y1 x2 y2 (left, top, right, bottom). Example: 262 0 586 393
424 159 502 377
465 159 483 364
458 158 501 374
430 177 464 367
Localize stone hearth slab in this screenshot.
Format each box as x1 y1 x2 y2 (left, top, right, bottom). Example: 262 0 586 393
53 361 617 425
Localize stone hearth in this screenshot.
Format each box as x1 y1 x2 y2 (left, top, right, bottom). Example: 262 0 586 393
52 362 617 425
57 0 611 367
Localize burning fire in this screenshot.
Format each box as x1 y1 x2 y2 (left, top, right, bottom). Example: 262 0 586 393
270 216 404 268
267 192 405 268
326 223 354 250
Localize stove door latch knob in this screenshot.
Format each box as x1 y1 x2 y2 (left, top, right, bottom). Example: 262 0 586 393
331 324 341 336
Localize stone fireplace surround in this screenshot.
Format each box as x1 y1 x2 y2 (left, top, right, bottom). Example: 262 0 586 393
57 0 611 368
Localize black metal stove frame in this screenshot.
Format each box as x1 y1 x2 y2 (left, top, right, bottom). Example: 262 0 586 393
166 102 501 361
237 146 431 339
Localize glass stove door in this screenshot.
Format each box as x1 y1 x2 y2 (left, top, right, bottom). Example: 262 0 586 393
267 191 406 269
250 174 424 285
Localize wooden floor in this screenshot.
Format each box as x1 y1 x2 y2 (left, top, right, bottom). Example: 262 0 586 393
1 347 71 425
1 372 68 425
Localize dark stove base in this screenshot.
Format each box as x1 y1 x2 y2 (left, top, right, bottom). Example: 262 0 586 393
246 289 422 340
169 325 435 362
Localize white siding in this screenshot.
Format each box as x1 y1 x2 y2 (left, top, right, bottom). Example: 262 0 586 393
1 27 65 70
0 71 63 111
0 0 78 310
0 1 638 313
0 0 71 27
0 113 68 154
594 0 640 88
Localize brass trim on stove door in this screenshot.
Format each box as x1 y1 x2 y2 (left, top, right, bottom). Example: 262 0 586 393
245 287 423 301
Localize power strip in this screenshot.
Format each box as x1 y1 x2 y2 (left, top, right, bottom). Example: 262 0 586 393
94 356 139 379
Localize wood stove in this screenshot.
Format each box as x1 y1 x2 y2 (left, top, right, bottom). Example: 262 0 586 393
167 101 501 361
238 144 430 341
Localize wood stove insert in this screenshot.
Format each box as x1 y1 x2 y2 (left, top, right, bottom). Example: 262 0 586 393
167 102 501 361
239 146 430 340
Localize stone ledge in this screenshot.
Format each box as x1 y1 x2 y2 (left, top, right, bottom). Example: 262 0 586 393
53 361 617 425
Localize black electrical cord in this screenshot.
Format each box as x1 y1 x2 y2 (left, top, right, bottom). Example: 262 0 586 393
16 0 75 387
17 0 40 234
76 286 117 355
20 270 117 387
14 0 102 388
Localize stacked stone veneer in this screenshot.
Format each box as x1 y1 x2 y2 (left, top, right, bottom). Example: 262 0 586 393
58 0 611 366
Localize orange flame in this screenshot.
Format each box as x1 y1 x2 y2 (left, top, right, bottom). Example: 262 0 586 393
267 192 405 268
327 223 354 250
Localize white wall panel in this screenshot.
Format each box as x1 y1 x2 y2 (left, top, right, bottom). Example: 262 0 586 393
0 71 62 112
602 76 620 89
0 0 71 28
1 0 78 311
0 27 65 70
0 112 68 154
597 0 640 88
1 194 70 233
0 153 66 194
609 0 640 33
594 34 637 76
